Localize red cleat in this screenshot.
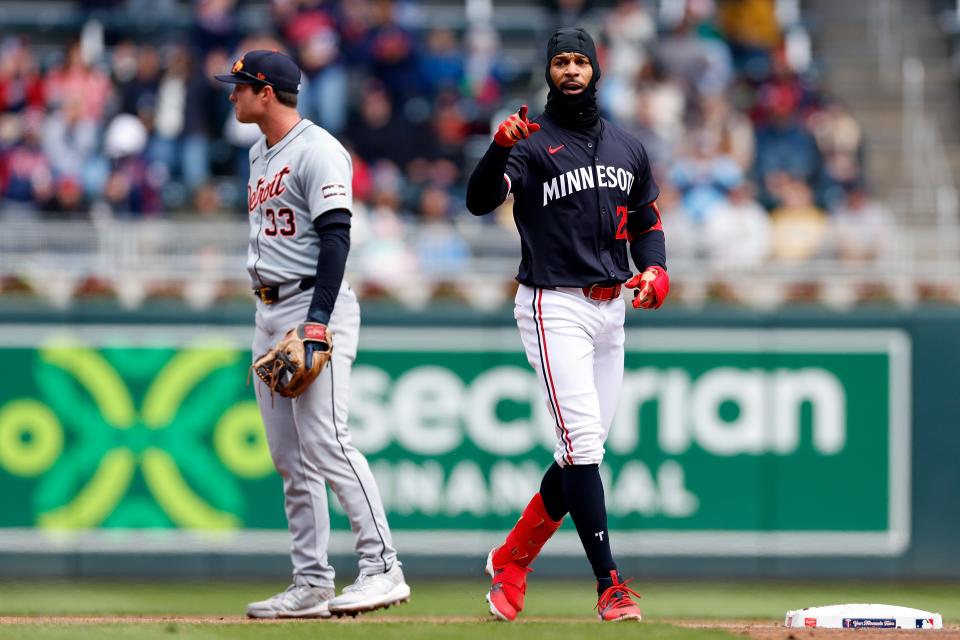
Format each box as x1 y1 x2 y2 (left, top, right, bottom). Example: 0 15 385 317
596 571 643 622
483 493 563 621
485 549 531 622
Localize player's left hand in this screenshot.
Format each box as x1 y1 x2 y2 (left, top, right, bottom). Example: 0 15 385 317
252 322 333 399
625 266 669 310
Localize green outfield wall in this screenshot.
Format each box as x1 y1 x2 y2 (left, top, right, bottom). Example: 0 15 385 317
0 302 957 579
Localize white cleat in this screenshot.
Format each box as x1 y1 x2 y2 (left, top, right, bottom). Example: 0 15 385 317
246 584 335 619
328 563 411 616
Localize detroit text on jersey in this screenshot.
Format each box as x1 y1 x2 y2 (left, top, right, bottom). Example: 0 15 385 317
248 166 291 213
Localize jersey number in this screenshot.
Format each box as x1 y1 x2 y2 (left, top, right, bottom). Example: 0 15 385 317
264 208 296 237
615 206 628 240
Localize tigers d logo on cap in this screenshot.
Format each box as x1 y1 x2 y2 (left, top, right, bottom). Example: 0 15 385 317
216 50 302 94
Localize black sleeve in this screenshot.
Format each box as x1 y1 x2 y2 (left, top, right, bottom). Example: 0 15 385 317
465 142 513 215
628 203 667 271
627 142 660 210
314 208 352 230
306 216 351 325
630 230 666 271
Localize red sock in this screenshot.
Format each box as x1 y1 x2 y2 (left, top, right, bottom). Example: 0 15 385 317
492 493 563 568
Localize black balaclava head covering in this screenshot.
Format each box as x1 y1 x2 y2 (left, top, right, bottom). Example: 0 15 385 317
544 27 601 130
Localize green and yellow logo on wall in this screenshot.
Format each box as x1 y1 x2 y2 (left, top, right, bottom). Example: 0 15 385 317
0 335 278 531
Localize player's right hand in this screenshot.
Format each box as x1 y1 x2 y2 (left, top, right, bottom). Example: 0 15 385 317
494 105 541 147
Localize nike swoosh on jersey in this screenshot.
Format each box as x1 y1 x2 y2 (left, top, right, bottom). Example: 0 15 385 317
548 145 565 155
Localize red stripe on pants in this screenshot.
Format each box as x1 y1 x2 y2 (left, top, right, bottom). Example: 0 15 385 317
537 288 574 464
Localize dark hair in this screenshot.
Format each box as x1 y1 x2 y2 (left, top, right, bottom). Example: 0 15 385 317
251 83 298 108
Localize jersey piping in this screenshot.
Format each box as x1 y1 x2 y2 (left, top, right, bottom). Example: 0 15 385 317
251 120 315 286
330 364 390 573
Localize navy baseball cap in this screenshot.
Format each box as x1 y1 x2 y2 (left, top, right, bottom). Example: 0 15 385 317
215 50 301 94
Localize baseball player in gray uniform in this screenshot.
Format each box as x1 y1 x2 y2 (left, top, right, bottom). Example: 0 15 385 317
216 50 409 619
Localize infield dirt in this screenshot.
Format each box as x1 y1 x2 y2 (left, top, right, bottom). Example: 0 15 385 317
2 615 959 639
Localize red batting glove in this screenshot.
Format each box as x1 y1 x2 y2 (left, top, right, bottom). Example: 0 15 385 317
625 266 669 309
494 105 541 147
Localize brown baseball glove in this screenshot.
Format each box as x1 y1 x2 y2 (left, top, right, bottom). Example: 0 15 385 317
252 322 333 399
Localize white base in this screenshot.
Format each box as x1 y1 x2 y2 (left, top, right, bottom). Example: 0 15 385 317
785 603 942 629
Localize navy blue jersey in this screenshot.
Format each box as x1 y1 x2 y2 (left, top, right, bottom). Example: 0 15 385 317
468 112 660 288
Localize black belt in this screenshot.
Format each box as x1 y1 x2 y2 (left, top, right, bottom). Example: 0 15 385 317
253 277 316 304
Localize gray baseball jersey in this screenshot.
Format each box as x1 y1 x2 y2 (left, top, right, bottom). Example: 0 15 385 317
247 118 399 588
246 118 352 287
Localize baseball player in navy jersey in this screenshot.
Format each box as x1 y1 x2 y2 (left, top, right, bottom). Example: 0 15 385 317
466 28 669 622
216 50 409 619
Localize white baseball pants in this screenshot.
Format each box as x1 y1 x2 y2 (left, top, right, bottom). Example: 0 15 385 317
514 284 626 467
252 282 397 588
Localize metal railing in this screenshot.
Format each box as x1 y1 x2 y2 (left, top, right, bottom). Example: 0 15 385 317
1 219 958 310
870 0 960 259
870 0 902 89
901 56 960 263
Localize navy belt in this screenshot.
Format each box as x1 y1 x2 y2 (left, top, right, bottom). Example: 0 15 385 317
254 277 316 304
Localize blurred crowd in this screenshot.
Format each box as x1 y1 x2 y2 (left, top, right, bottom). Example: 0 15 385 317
0 0 896 285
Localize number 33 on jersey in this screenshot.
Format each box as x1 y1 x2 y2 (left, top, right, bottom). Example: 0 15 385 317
246 119 353 287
